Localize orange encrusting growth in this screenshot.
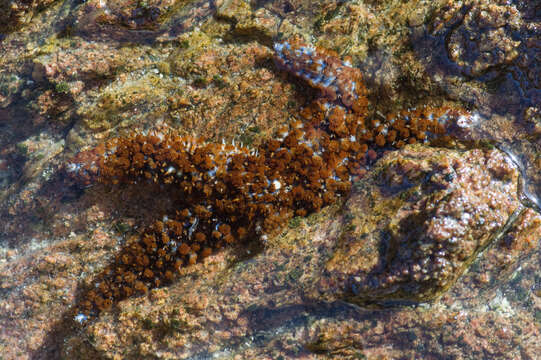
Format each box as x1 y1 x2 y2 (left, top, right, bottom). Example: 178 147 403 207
68 37 468 316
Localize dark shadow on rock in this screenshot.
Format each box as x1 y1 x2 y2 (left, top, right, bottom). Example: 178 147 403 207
30 287 107 360
223 300 425 357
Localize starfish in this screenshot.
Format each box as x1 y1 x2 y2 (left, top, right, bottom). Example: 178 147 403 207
67 36 467 317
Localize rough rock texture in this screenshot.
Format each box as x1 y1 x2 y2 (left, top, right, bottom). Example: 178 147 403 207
324 145 521 303
445 2 522 77
414 0 541 201
0 73 24 108
0 0 540 359
30 145 531 360
0 0 58 33
1 144 535 359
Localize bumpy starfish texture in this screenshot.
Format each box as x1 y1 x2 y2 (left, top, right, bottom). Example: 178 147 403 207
68 36 468 317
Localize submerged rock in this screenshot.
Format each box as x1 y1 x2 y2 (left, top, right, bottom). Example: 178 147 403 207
56 144 539 359
0 73 23 108
324 144 521 303
0 0 539 358
444 2 522 77
0 0 58 33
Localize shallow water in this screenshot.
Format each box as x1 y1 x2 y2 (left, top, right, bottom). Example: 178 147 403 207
0 1 540 359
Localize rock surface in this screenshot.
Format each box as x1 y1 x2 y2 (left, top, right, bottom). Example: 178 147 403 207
324 145 521 303
52 147 537 360
0 0 58 33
